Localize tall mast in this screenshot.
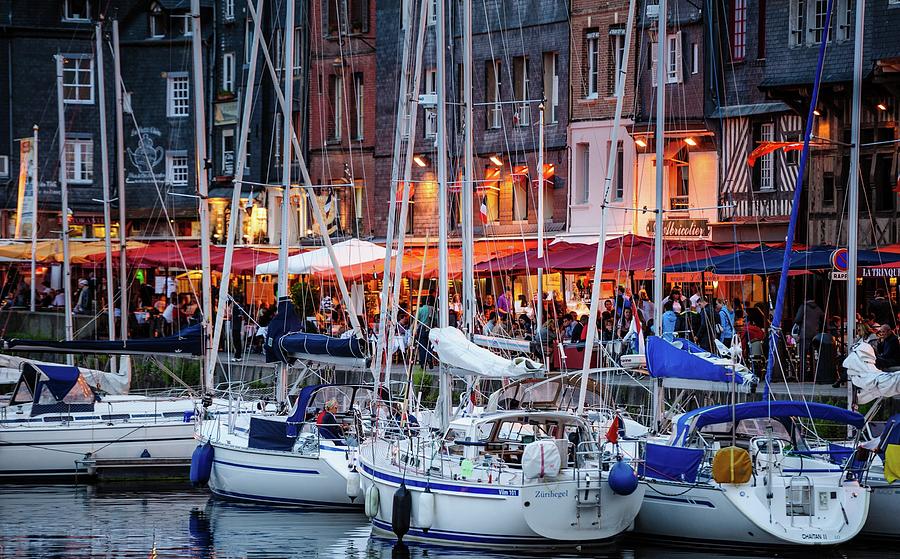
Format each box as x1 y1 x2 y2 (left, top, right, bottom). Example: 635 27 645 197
536 105 544 341
846 0 864 408
461 0 475 334
112 20 130 376
208 0 264 381
436 0 451 428
651 0 667 429
436 0 448 329
276 0 296 403
190 0 213 391
373 0 414 384
28 125 38 313
576 0 636 414
54 54 74 367
95 22 117 362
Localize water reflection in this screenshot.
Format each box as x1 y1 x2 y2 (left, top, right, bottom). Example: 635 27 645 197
0 486 888 559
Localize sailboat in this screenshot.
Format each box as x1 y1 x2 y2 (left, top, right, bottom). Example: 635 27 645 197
0 8 256 480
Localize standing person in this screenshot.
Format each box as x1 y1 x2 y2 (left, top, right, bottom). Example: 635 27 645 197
74 279 91 314
639 290 655 330
868 289 895 329
661 301 678 342
794 298 825 380
415 296 436 369
696 298 719 352
230 296 245 361
875 324 900 370
717 299 735 347
601 300 615 323
496 287 512 320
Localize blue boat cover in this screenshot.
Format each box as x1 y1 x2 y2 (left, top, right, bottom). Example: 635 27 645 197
646 336 735 383
264 298 305 363
639 443 704 483
247 416 295 451
7 324 203 356
265 298 367 363
672 401 865 446
665 246 900 275
31 363 80 401
878 414 900 456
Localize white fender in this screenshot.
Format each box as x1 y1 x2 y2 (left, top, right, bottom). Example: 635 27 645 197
365 484 380 518
417 489 435 530
346 471 361 500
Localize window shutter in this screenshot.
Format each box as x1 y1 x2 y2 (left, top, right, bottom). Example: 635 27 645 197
651 45 658 87
675 31 683 83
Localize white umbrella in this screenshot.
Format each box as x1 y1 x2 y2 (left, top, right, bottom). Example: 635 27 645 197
254 238 388 275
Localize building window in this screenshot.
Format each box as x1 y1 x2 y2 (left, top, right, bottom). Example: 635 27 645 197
732 0 747 61
224 0 234 21
486 60 501 129
149 11 166 38
753 122 775 191
652 32 682 85
348 0 368 34
790 0 806 46
810 0 829 44
577 143 590 204
875 153 895 211
585 28 599 98
542 52 559 123
166 152 189 186
293 26 303 77
222 53 235 92
513 56 529 126
0 155 8 178
167 74 189 117
427 0 437 26
62 56 94 104
351 73 364 140
667 32 682 83
221 129 235 175
671 148 690 210
614 146 624 201
607 28 625 96
64 139 93 184
691 43 699 74
822 171 835 206
424 68 437 139
837 0 853 41
245 18 254 64
329 74 343 141
353 181 365 234
179 12 191 36
512 168 529 221
63 0 90 22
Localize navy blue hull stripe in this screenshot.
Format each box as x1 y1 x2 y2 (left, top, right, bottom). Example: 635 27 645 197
214 459 319 475
370 518 616 547
210 487 360 509
360 463 519 497
644 494 715 508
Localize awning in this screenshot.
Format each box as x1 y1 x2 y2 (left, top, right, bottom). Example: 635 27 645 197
0 240 147 265
665 245 900 275
708 102 791 119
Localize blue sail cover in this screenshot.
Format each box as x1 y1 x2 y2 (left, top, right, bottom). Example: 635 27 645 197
639 443 704 483
265 297 367 363
646 336 735 383
673 401 865 446
6 324 203 356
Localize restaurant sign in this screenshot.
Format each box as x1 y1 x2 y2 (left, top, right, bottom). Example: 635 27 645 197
646 219 710 239
862 267 900 278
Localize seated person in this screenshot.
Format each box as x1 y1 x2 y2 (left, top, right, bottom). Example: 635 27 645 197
315 399 346 442
875 324 900 370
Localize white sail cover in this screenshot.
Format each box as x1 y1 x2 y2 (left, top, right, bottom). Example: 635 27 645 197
843 342 900 404
428 327 543 379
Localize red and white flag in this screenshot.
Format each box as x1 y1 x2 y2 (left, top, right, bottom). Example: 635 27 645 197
480 195 489 224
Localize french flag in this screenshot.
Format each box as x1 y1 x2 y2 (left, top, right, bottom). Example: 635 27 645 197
480 195 489 224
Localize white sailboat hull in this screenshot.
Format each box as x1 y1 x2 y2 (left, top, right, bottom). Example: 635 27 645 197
860 464 900 537
207 441 360 509
635 477 868 546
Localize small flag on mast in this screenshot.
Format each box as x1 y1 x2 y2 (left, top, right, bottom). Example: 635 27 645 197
480 195 489 224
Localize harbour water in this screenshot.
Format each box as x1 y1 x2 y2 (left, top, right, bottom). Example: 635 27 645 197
0 485 886 558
